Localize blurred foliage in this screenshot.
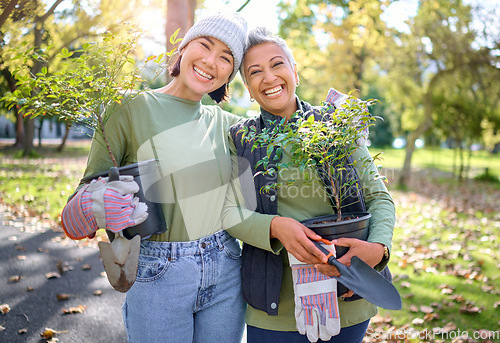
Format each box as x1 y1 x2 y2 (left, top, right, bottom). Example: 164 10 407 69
277 0 500 185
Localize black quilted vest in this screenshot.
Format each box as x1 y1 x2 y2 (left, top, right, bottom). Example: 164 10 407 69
230 101 366 315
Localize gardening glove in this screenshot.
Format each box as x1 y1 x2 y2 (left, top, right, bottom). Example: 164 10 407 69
61 176 148 240
325 87 349 109
288 242 340 342
325 87 369 146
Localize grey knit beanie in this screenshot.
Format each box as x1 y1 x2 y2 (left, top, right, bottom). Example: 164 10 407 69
178 12 248 83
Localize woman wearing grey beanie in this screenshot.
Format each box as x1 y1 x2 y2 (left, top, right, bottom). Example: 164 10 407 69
67 12 248 343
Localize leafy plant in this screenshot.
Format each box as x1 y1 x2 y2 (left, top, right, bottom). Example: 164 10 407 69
239 95 384 221
2 24 181 167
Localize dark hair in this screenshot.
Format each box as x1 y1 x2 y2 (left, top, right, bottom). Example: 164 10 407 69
168 55 231 103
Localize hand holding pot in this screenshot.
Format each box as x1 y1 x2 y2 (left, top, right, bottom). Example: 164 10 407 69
270 217 327 264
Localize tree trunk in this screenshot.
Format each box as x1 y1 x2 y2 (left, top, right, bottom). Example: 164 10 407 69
398 131 418 188
397 68 451 188
22 17 44 157
37 118 43 147
14 109 23 147
165 0 195 82
398 93 433 188
22 116 35 156
0 0 19 29
57 122 71 152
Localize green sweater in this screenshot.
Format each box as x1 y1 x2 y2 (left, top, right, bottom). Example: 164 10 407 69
223 118 396 330
82 91 240 242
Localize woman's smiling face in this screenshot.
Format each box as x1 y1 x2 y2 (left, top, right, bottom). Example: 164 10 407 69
243 42 299 119
176 36 234 101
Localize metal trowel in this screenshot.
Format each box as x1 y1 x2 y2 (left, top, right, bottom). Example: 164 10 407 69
313 240 402 310
98 167 141 293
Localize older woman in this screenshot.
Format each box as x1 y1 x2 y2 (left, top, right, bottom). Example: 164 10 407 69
223 27 395 343
61 13 248 343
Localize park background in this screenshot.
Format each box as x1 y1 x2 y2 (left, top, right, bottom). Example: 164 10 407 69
0 0 499 342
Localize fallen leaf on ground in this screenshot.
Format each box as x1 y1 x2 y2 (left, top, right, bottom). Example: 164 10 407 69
412 318 424 325
81 264 91 270
62 305 86 315
420 305 434 313
400 281 411 288
45 272 61 279
93 290 103 296
0 325 5 331
41 328 57 339
56 293 71 301
459 305 481 314
0 304 11 314
8 275 22 283
424 312 439 321
18 328 28 334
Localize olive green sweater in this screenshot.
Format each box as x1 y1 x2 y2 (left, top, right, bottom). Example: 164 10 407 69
82 91 240 242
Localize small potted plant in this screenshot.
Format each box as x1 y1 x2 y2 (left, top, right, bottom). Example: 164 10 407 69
240 92 385 252
4 24 181 239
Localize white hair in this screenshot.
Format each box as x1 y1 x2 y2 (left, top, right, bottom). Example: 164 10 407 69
240 26 296 84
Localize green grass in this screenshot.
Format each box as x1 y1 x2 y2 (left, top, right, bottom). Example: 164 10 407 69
0 141 90 222
374 147 500 178
373 184 500 341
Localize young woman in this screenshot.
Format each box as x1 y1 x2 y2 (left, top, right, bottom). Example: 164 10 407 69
61 13 248 343
223 27 395 343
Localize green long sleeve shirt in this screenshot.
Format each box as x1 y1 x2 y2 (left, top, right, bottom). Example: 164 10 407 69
223 125 396 330
81 91 240 242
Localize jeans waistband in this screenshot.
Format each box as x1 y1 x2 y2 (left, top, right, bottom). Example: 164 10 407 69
140 230 234 258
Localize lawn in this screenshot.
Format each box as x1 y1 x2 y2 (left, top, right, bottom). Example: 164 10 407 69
0 141 499 342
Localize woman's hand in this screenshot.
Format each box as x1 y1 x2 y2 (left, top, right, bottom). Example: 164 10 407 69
314 238 386 297
270 216 328 264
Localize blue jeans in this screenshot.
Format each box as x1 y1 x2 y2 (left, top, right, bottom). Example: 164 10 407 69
247 320 370 343
123 230 246 343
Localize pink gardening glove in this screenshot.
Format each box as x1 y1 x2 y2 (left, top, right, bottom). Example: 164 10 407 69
61 176 148 240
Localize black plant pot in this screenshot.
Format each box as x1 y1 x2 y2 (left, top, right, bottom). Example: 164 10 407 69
301 212 371 258
301 211 371 299
82 159 167 240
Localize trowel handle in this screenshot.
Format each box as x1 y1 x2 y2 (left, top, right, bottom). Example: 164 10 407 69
108 167 120 182
312 239 344 271
106 166 121 243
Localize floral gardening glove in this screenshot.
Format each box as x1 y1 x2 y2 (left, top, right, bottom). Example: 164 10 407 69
61 175 148 240
288 242 340 342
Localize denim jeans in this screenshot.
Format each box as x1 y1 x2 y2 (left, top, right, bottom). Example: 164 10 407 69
123 230 246 343
247 320 370 343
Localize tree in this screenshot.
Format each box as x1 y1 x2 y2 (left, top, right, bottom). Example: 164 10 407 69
277 0 394 104
380 0 500 187
0 0 147 155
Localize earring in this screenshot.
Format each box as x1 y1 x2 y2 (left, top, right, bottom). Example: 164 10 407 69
250 98 255 102
296 81 300 86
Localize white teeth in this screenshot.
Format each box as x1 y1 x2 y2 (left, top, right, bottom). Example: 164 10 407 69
194 66 213 80
265 86 283 96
